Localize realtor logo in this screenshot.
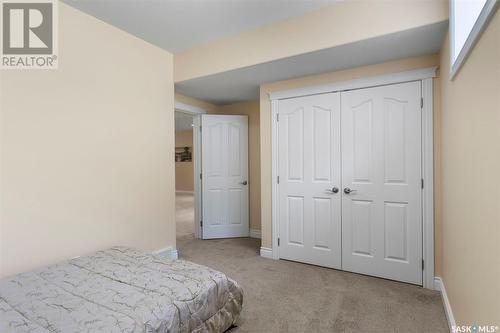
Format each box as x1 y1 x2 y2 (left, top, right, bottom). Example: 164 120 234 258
1 0 58 69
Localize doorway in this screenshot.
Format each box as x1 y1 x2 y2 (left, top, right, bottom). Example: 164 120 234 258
175 110 196 240
174 102 251 242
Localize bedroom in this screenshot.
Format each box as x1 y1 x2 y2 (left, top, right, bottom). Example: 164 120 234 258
0 0 498 332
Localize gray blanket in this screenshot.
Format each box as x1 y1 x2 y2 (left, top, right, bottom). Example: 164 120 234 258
0 247 243 332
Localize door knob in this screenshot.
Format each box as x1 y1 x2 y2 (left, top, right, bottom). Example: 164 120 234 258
240 181 248 185
325 187 339 194
344 187 357 194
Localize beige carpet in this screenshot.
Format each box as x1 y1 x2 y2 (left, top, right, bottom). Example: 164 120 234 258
176 192 195 238
176 193 448 333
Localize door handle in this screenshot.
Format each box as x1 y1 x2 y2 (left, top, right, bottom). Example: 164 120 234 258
240 181 248 185
343 187 357 194
325 187 339 194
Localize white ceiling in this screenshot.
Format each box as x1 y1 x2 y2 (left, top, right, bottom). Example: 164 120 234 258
175 111 193 132
63 0 338 53
175 21 448 104
64 0 447 105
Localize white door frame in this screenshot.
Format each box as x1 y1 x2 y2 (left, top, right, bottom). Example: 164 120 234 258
269 67 436 289
174 101 207 239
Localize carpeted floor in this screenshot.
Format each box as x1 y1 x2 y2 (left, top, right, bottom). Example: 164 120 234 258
176 192 195 238
176 193 448 333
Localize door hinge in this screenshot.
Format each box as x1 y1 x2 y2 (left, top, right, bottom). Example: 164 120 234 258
277 237 280 246
422 259 424 270
200 220 203 227
200 173 202 180
421 178 424 189
420 97 423 109
277 176 280 184
276 113 279 122
199 126 202 132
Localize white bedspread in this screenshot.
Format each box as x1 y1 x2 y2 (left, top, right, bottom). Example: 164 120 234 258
0 246 243 333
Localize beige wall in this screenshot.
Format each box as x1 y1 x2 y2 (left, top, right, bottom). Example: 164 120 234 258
211 101 261 231
438 11 500 325
174 0 447 82
433 74 443 278
0 3 175 277
175 130 194 192
259 54 441 253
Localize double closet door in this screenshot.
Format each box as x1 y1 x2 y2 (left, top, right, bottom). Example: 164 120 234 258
277 81 423 285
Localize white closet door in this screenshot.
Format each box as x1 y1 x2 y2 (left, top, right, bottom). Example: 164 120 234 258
341 81 422 284
278 93 342 269
201 115 249 239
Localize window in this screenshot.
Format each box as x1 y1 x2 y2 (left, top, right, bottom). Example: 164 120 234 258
450 0 499 78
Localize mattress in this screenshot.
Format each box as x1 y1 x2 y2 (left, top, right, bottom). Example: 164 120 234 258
0 246 243 333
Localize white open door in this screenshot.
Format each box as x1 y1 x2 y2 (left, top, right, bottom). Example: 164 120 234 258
277 93 342 269
341 81 422 285
201 115 249 239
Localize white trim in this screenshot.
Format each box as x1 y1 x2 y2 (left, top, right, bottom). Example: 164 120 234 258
260 247 273 259
170 249 179 260
421 78 435 289
174 100 205 239
174 101 207 114
270 69 435 288
250 229 262 239
271 100 280 260
269 67 437 101
450 0 499 79
175 190 194 194
434 277 456 332
152 246 179 260
192 115 202 239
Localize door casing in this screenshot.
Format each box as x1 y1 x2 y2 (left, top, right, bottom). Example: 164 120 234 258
269 67 435 289
174 101 206 240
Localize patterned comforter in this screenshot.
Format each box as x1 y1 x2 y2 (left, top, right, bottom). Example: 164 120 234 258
0 247 243 333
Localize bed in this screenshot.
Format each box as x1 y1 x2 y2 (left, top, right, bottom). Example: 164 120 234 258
0 246 243 333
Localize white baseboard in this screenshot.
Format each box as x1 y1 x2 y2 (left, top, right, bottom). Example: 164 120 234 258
169 249 179 260
260 247 273 259
175 190 194 194
250 229 261 239
152 246 179 260
434 277 455 332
